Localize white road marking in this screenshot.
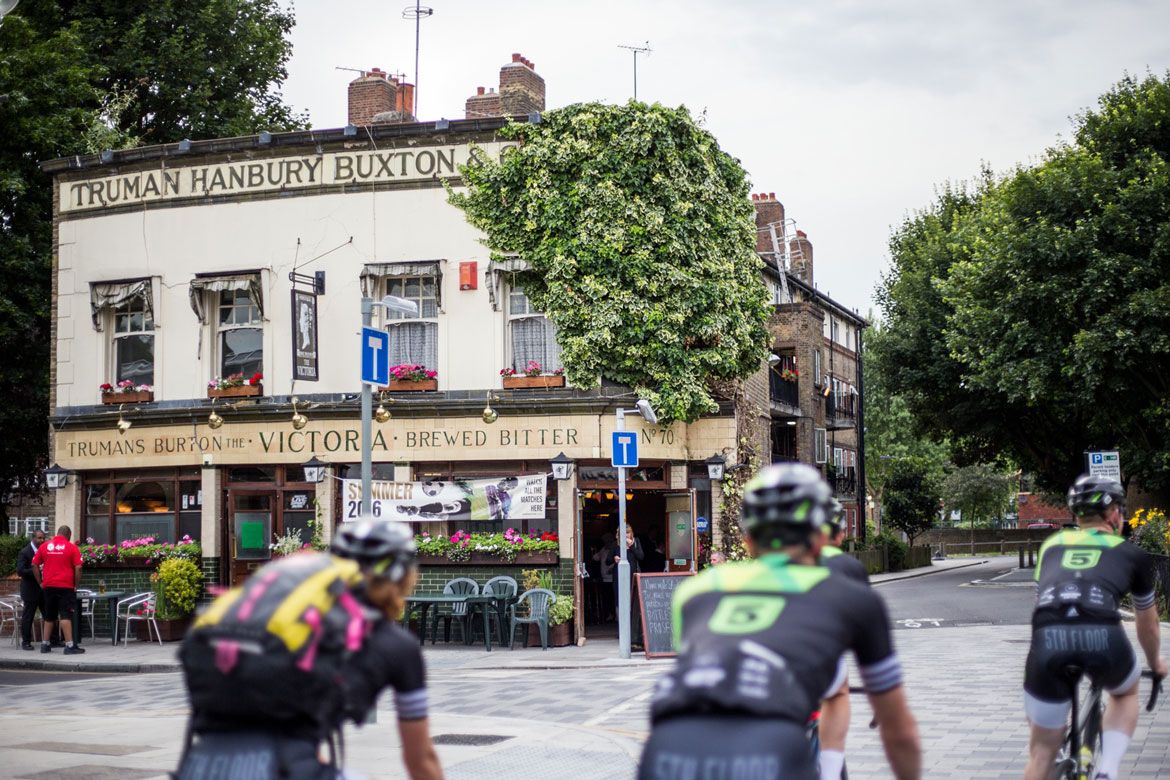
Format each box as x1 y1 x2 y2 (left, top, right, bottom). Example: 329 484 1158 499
583 690 653 726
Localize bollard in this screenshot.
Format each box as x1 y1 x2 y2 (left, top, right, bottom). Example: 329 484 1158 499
1019 546 1025 569
1027 542 1036 568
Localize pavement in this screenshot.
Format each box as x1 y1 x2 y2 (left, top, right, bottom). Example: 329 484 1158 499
2 557 1169 778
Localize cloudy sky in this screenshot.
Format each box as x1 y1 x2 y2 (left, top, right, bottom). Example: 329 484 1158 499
282 0 1170 315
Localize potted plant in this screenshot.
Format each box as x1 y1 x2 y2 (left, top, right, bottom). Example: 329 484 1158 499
100 380 154 404
137 557 203 641
546 592 575 647
270 528 311 558
500 361 566 390
208 372 263 398
383 364 438 392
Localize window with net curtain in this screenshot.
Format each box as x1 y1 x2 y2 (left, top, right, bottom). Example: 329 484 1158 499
218 289 263 378
113 294 154 385
383 276 438 368
508 287 562 372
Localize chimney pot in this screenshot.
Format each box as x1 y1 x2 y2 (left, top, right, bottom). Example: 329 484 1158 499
751 193 759 201
529 60 536 70
797 229 807 238
512 52 522 62
477 86 485 95
769 192 776 200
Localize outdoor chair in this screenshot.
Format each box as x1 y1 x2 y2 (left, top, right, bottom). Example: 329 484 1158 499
508 588 556 651
471 576 518 645
0 597 18 644
115 592 161 646
7 595 43 643
431 578 479 645
76 589 96 640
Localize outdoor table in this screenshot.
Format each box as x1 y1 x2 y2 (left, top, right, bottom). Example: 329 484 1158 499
75 591 126 646
403 594 510 652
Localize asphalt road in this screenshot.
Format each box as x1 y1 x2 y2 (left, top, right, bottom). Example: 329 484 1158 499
876 556 1036 628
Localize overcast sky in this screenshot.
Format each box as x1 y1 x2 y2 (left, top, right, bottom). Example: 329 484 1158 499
282 0 1170 315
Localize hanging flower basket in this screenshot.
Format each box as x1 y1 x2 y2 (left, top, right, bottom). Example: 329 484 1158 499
502 375 565 390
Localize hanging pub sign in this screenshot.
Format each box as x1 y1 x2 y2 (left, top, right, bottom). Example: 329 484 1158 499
291 288 319 381
341 475 547 523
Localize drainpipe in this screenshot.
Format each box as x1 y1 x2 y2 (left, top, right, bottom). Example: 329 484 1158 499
856 326 867 544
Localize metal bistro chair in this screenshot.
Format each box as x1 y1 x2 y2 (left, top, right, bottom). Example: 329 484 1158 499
470 573 517 645
76 590 97 640
0 597 19 645
508 588 556 651
431 578 479 645
115 592 162 646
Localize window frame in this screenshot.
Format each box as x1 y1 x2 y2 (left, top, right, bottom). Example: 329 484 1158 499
110 291 156 386
506 285 563 373
82 469 203 546
814 428 828 464
379 275 439 369
215 288 264 379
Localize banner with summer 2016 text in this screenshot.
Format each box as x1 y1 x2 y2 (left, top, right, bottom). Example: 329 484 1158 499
340 475 546 523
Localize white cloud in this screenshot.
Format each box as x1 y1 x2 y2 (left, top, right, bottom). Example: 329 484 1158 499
282 0 1170 312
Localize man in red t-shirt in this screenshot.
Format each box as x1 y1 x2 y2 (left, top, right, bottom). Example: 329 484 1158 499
32 526 85 655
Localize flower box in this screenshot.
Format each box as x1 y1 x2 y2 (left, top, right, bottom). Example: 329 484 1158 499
502 375 565 390
415 551 558 566
102 390 153 404
208 383 262 399
135 615 193 642
383 379 438 392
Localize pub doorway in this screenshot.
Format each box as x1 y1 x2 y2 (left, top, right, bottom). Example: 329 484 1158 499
223 465 316 586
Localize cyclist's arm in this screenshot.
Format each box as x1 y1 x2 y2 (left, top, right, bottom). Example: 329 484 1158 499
1134 603 1167 677
866 685 921 780
398 717 444 780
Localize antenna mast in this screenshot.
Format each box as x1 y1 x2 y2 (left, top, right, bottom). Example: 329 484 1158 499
402 2 434 117
617 42 651 100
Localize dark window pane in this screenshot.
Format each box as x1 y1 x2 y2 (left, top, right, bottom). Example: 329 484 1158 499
178 481 202 511
117 515 175 543
283 511 314 546
179 512 201 543
86 484 111 515
221 328 262 377
235 494 272 511
86 515 111 545
283 490 314 511
115 481 174 514
228 467 275 483
116 335 154 385
339 463 396 480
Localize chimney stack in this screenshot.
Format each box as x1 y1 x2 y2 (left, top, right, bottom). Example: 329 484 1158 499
752 192 786 255
348 68 397 126
466 52 545 119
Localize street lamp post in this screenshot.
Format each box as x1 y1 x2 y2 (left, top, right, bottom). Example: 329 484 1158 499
360 295 418 516
616 399 657 659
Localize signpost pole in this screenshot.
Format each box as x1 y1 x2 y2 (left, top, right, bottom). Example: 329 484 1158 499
616 408 630 660
360 297 374 516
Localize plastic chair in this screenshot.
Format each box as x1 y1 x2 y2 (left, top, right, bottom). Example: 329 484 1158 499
476 576 518 645
76 590 96 640
508 588 556 651
431 578 479 645
115 592 161 646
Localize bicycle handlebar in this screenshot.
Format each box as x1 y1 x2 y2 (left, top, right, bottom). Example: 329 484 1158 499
1142 671 1163 713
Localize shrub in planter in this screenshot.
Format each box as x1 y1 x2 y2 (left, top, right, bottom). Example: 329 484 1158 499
155 558 204 619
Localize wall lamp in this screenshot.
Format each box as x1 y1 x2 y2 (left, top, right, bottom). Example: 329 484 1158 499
551 452 574 481
303 454 327 484
44 463 70 490
482 393 499 424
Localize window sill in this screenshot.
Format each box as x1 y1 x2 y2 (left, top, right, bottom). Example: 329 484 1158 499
502 375 565 390
208 384 263 399
102 391 154 405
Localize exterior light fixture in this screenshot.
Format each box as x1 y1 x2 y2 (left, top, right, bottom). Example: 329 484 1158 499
550 452 573 481
434 118 450 130
207 398 223 430
44 463 69 490
706 453 726 481
258 130 273 145
177 138 192 152
635 399 658 425
116 403 132 435
303 455 327 484
291 397 308 430
786 419 797 426
375 403 392 423
482 393 499 424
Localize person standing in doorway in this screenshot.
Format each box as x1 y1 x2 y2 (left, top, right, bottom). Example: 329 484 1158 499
611 525 644 649
16 529 46 650
32 526 84 655
593 532 616 622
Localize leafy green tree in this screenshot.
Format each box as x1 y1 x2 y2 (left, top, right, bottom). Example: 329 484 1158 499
882 458 941 546
450 102 771 423
878 72 1170 492
21 0 306 142
941 463 1016 531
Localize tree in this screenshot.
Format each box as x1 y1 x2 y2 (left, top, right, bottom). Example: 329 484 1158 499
0 3 305 518
450 101 771 423
941 464 1015 532
878 72 1170 493
882 458 941 546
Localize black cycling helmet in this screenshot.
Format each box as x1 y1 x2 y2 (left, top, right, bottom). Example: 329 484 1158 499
332 517 417 581
741 463 832 543
824 497 845 535
1066 473 1125 518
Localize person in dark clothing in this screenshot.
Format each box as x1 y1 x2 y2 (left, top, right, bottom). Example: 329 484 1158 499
611 525 645 648
16 530 46 650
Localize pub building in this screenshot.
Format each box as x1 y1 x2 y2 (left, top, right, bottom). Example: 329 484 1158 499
41 56 866 642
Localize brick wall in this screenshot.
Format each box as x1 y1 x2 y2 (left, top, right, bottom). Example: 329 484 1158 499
499 54 545 115
465 87 502 119
768 303 828 464
415 558 573 596
79 565 155 637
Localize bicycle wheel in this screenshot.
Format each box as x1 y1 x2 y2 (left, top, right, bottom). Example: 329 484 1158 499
1049 754 1076 780
1078 689 1104 780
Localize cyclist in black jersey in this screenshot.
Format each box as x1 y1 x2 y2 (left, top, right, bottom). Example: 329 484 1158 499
640 463 921 780
1022 475 1167 780
180 519 444 780
816 497 870 779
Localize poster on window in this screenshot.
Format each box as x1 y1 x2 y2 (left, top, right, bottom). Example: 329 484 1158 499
340 475 546 523
291 289 319 381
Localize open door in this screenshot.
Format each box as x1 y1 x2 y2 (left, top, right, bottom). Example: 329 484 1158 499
664 491 697 572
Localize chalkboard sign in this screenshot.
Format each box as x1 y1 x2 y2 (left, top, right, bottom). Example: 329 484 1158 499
636 572 694 658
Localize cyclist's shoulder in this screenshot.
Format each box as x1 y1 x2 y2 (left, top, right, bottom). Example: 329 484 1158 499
820 545 844 559
678 557 833 603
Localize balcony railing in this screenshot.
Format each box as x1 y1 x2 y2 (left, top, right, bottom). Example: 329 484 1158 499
769 356 800 408
829 469 858 496
826 392 856 427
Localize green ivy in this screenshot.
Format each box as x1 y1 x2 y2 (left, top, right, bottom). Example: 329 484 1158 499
449 101 770 423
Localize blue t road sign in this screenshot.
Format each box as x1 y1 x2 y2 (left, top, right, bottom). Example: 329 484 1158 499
360 327 390 385
612 431 639 468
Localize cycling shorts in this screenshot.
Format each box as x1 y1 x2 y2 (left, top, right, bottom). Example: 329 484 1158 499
178 731 337 780
638 714 815 780
1023 623 1138 727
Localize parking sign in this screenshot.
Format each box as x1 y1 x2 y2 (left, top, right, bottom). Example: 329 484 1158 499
1086 450 1121 481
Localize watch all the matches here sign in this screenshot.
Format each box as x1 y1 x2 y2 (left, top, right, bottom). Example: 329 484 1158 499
341 475 547 523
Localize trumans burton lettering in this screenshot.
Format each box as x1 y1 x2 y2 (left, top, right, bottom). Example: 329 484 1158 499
61 144 510 214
